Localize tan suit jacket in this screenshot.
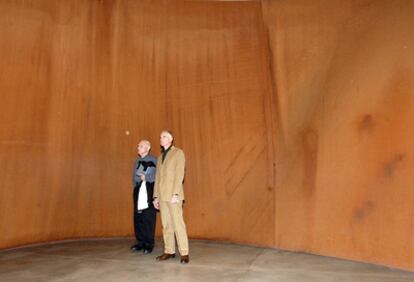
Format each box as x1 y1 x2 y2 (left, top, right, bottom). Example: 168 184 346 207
154 146 185 202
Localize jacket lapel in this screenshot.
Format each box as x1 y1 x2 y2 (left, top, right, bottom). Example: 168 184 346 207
160 146 175 170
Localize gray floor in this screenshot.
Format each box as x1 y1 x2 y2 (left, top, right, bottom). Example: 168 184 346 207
1 238 414 282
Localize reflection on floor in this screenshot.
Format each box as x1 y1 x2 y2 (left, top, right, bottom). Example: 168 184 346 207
0 238 413 282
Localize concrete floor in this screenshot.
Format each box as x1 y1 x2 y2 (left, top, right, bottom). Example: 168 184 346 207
1 238 414 282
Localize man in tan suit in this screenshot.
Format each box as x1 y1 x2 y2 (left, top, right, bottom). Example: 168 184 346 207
153 131 190 264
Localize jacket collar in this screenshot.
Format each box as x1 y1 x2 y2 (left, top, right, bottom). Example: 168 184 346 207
161 145 175 164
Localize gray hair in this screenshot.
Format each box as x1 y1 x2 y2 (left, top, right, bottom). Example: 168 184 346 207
161 130 174 141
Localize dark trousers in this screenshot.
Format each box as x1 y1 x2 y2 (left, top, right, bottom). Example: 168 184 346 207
133 184 156 249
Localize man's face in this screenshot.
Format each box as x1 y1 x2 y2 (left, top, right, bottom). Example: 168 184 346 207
160 132 172 148
137 142 149 157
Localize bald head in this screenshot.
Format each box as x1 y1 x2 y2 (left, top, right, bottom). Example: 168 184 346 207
137 140 151 157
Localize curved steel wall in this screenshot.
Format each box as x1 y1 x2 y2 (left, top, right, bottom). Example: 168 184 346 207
0 0 413 271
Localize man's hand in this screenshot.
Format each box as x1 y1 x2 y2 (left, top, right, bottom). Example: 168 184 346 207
153 198 160 210
140 174 145 181
170 194 179 204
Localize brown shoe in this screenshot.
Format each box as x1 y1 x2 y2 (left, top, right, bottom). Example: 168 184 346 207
156 253 175 261
180 255 190 264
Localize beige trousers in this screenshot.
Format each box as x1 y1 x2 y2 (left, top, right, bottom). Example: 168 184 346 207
159 201 189 256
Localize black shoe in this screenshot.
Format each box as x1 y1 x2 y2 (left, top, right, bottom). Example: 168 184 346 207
143 248 153 254
130 244 144 251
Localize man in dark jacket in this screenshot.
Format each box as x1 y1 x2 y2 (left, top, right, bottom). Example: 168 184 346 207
131 140 157 254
